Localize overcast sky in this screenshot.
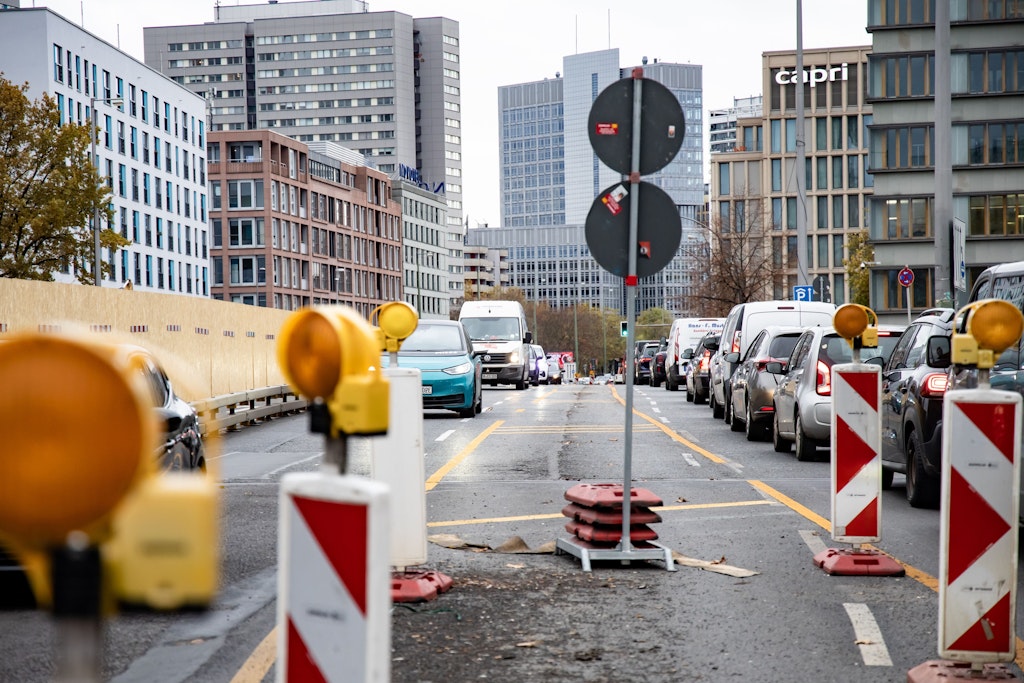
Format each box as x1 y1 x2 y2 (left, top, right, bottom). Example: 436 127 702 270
37 0 871 227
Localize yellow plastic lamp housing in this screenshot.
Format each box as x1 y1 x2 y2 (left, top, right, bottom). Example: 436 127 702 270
0 334 156 548
967 299 1024 356
373 301 419 353
833 303 871 340
277 306 389 436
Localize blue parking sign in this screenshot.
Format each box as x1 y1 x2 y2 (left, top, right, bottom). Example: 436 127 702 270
793 285 814 302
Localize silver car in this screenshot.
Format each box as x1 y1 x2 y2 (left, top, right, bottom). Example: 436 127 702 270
770 325 905 461
724 325 804 442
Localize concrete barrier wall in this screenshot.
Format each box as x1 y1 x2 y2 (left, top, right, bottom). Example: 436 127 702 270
0 279 296 402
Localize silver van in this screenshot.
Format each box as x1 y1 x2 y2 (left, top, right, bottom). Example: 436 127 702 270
709 300 836 422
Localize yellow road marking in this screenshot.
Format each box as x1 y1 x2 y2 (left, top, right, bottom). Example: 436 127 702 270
609 384 728 464
229 626 276 683
426 499 775 528
424 419 504 492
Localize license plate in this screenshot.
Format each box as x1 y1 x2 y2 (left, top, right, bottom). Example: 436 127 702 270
482 373 497 380
421 385 432 395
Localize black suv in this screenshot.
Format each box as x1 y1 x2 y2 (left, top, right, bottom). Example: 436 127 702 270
880 308 954 508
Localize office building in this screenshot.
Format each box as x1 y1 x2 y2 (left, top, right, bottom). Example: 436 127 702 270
709 95 763 154
143 0 466 291
497 50 704 315
394 180 450 319
207 129 402 316
710 45 873 306
0 6 210 295
866 2 1024 314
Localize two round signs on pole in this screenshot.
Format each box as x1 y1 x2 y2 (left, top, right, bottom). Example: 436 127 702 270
586 181 681 278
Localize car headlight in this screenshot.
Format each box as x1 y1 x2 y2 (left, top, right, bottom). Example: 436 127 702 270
508 350 521 363
443 362 474 375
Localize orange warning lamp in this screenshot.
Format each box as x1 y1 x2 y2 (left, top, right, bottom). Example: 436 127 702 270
833 303 879 348
952 299 1024 369
372 301 419 354
277 305 389 436
0 333 157 549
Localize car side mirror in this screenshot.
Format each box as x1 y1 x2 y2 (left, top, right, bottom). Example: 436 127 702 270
524 331 533 344
704 341 720 352
724 352 739 363
926 336 951 369
681 349 694 360
765 361 785 374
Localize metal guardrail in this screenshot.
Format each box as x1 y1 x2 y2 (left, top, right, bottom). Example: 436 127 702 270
191 385 308 437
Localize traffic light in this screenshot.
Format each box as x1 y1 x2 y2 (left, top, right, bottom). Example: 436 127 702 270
277 305 390 437
620 321 628 337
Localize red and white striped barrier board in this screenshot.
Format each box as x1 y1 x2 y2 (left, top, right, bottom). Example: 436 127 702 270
277 473 391 683
938 389 1020 663
830 364 882 543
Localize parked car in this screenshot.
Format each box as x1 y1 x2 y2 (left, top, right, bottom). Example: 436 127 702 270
880 308 956 508
389 319 482 418
685 333 720 404
665 318 725 391
710 300 836 421
531 344 548 385
725 325 804 441
651 340 669 388
526 344 540 386
770 324 905 461
545 353 563 384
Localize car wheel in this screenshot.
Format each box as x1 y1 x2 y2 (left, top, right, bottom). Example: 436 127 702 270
744 399 759 441
729 397 742 432
458 406 476 418
685 383 693 402
794 413 817 462
694 385 706 404
881 466 894 490
711 391 723 419
772 409 790 453
906 429 940 509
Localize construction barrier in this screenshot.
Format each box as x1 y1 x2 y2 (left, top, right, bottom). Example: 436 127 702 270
277 473 391 683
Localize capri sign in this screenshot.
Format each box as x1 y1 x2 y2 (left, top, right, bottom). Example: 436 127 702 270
774 63 849 87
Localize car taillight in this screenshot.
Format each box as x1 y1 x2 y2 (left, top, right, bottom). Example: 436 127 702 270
816 360 831 396
731 330 741 354
921 372 948 397
699 351 710 372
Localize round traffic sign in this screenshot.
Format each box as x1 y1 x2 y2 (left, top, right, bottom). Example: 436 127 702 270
584 181 681 278
898 267 914 287
587 76 685 176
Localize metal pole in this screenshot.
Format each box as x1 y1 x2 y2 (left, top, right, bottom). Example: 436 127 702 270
90 99 101 286
934 0 953 307
794 0 809 287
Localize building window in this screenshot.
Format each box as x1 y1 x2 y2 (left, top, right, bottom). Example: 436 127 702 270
967 193 1024 236
230 255 266 284
719 163 730 195
228 218 265 247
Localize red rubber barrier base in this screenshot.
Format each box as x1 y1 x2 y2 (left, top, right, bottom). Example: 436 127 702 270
813 548 905 576
391 570 454 603
564 483 662 509
907 660 1017 681
561 502 662 525
565 519 659 543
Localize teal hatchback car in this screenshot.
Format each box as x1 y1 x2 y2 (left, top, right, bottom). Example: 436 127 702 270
387 319 482 418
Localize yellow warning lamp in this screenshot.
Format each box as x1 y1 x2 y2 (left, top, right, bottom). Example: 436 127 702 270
833 303 879 349
372 301 419 354
277 305 389 436
951 299 1024 369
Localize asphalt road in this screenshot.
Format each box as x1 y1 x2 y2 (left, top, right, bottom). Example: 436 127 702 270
1 379 1022 682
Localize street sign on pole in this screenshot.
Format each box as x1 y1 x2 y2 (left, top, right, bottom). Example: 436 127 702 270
953 218 967 293
793 285 814 302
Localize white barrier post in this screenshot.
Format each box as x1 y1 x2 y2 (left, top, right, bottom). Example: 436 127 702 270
815 305 903 576
277 473 391 683
368 367 451 601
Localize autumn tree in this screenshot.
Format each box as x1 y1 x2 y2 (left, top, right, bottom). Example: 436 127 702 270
0 75 127 283
681 194 781 317
843 229 874 306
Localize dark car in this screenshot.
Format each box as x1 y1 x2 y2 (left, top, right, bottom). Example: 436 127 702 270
879 308 955 508
635 341 661 385
651 341 669 388
725 325 804 441
686 333 720 404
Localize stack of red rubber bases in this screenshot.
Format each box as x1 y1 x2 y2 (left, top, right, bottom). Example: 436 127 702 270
562 483 663 545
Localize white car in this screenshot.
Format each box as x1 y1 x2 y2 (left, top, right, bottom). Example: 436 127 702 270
531 344 549 385
545 354 563 384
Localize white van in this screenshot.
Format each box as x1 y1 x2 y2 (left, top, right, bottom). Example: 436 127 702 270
458 300 533 390
665 317 725 391
709 300 836 419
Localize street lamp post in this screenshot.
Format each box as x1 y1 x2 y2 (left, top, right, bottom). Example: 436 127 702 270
90 96 122 286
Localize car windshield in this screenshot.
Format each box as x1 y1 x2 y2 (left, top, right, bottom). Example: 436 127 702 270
400 324 466 353
461 316 520 341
